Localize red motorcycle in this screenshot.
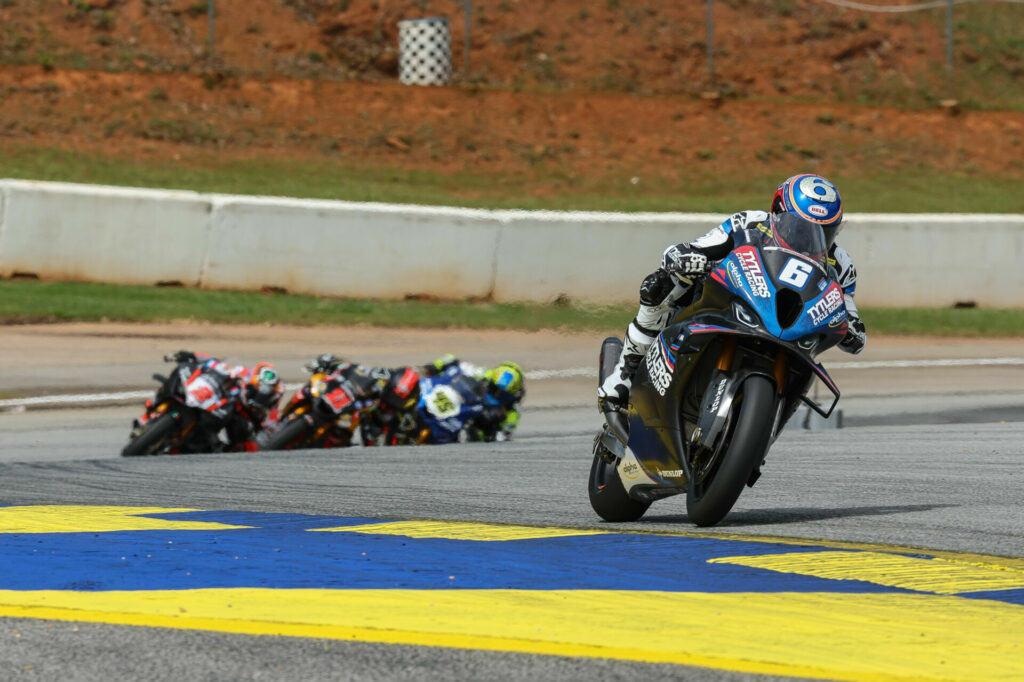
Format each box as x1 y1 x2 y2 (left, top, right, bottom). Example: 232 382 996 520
122 352 246 456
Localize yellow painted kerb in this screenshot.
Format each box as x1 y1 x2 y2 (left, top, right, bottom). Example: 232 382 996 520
711 551 1024 595
311 520 605 541
0 506 251 534
1 589 1022 682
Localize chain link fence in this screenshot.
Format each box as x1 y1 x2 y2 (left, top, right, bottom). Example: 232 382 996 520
199 1 1019 103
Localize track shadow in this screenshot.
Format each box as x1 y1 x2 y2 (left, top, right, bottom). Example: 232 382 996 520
636 503 955 527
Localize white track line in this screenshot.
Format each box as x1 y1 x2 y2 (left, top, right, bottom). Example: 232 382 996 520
3 359 1023 411
829 357 1024 369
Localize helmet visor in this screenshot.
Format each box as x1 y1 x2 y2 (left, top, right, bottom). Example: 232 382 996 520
770 213 828 262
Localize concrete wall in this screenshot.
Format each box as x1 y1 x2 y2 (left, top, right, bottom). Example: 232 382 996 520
1 179 1022 307
0 181 212 286
205 196 502 299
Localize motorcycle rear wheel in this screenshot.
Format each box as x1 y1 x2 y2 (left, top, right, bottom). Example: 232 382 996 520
261 415 312 451
121 412 177 457
685 375 775 527
588 434 651 522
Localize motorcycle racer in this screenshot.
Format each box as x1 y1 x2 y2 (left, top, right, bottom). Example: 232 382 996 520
598 174 866 416
307 354 422 445
425 355 525 441
168 350 282 452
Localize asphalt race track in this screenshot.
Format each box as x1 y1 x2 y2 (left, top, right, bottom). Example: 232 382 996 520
1 324 1023 681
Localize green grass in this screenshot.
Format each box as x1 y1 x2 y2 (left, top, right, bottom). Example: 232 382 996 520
0 280 634 331
859 307 1024 338
2 145 1023 213
1 280 1022 336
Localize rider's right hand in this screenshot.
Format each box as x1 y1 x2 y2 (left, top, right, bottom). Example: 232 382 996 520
662 246 710 277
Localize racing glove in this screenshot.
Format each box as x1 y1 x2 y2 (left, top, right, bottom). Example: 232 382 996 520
166 349 196 363
839 316 867 354
662 245 711 278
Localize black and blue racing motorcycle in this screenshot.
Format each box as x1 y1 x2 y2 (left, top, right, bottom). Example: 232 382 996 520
589 214 849 526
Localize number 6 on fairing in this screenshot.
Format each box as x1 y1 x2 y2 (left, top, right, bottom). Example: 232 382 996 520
778 258 814 289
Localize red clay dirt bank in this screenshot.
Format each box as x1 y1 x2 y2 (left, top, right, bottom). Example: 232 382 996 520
0 1 1021 192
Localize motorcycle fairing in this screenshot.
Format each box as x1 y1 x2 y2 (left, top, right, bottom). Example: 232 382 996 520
615 447 662 498
417 372 485 444
624 328 698 493
711 246 849 343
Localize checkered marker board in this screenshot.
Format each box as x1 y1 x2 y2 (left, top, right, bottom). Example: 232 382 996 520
399 17 452 86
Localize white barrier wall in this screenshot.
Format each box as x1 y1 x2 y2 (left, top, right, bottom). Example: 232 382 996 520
839 215 1024 308
1 180 1022 308
0 181 212 286
206 196 502 299
491 212 716 303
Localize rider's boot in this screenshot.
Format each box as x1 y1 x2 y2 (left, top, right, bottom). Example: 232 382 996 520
597 335 647 443
597 269 694 430
597 335 648 415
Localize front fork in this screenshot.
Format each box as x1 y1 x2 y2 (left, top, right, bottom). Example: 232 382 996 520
691 338 786 453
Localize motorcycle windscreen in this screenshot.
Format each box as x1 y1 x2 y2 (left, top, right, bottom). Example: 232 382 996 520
768 213 828 262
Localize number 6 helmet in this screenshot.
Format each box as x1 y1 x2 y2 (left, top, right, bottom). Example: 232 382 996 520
771 173 843 248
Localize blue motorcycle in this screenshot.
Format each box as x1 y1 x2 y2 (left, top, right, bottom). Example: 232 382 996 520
590 214 849 526
416 365 488 444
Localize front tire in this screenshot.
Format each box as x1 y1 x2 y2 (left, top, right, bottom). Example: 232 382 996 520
686 375 776 527
588 435 651 522
261 415 313 451
121 411 177 457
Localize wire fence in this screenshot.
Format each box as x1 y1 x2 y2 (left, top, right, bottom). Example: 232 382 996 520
198 0 1020 102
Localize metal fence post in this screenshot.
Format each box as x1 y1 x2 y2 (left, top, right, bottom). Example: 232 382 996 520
945 0 954 98
706 0 714 84
464 0 472 76
208 0 215 57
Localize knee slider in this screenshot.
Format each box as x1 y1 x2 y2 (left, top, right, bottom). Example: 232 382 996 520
639 269 675 307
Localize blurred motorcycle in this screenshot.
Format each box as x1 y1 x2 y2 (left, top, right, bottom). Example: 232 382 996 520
122 352 242 456
359 366 422 446
260 355 367 451
416 364 491 444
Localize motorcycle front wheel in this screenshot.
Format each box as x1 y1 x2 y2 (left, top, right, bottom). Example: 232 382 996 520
121 411 177 457
261 415 313 451
685 375 776 527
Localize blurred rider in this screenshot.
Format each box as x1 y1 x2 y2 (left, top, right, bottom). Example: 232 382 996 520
169 350 283 451
309 354 422 445
426 355 525 441
235 361 284 450
597 173 867 417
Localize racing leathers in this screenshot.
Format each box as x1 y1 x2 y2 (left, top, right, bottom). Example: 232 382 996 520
598 210 867 410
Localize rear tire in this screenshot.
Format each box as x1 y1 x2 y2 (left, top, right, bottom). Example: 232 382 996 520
588 435 651 522
686 375 776 527
261 415 312 451
121 412 177 457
